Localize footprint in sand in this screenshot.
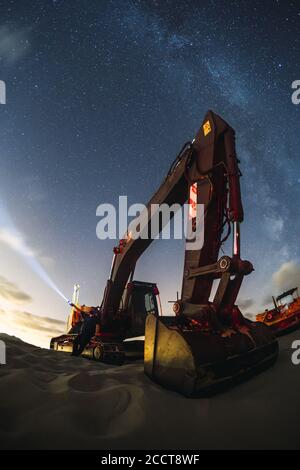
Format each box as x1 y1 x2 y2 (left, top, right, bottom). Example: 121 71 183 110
65 372 145 439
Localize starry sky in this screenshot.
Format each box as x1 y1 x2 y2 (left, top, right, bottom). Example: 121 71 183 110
0 0 299 347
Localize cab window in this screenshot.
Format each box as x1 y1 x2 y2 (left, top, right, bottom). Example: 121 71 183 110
144 292 157 315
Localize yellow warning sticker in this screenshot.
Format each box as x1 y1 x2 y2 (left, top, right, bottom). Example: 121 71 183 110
203 120 211 136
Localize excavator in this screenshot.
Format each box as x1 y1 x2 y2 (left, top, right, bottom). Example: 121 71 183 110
256 287 300 336
50 110 278 396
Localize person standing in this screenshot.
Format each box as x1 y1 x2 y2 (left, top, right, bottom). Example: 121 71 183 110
71 305 98 357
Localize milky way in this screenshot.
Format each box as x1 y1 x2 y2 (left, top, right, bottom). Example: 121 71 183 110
0 0 299 321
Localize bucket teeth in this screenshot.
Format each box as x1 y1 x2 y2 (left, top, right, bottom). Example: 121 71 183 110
144 314 278 397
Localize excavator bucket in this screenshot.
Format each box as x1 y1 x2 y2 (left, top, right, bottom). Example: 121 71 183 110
144 314 278 397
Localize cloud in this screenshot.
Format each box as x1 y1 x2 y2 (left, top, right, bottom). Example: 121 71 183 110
0 309 65 337
259 261 300 309
0 225 61 300
262 294 275 307
272 261 300 292
243 311 256 321
238 298 254 310
0 227 55 270
0 275 32 304
0 228 35 257
39 255 55 268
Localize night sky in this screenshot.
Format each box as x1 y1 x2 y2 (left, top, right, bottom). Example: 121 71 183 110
0 0 299 346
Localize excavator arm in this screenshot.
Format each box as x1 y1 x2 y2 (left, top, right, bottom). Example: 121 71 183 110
100 136 191 324
99 110 278 396
101 110 249 324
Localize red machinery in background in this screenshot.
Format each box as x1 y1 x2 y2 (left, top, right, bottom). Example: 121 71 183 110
256 287 300 336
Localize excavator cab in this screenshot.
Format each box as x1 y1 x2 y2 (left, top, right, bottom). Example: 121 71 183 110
121 281 161 357
121 281 161 337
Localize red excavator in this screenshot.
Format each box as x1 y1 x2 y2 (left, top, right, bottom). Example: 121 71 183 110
51 110 278 396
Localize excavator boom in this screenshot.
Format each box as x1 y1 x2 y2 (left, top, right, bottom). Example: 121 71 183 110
99 110 278 396
51 110 278 395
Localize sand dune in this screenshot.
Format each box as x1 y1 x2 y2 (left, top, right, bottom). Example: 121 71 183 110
0 331 300 449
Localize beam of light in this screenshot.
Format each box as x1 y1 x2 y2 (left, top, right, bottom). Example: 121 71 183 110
25 255 69 303
0 199 70 304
